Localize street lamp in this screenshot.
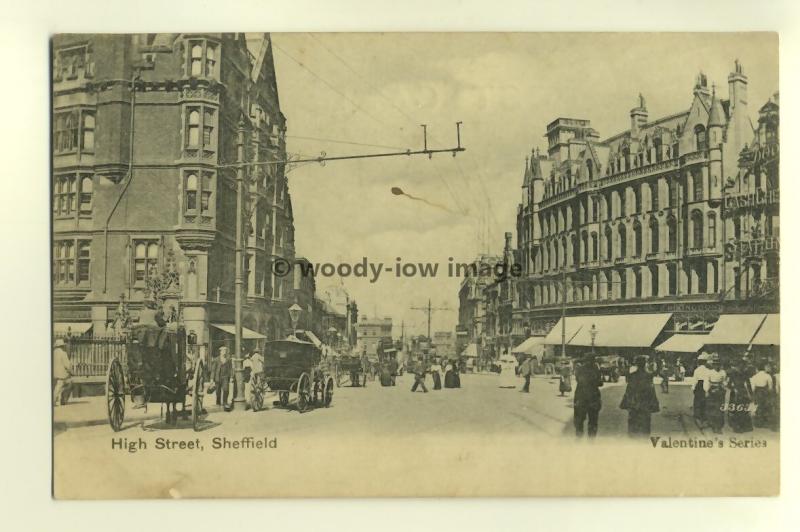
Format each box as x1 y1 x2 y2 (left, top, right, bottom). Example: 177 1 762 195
289 303 302 335
589 323 598 355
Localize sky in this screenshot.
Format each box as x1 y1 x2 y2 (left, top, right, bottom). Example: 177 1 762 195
269 32 778 338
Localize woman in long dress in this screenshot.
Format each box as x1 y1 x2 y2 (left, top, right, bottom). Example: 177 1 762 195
498 354 518 388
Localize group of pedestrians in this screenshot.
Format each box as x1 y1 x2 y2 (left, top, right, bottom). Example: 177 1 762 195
692 352 779 434
206 346 265 412
410 357 461 393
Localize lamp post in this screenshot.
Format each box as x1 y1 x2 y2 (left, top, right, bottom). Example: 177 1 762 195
589 323 598 355
289 303 302 337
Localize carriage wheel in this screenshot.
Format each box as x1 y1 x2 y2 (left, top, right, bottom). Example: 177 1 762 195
106 357 126 432
192 359 206 431
324 377 334 407
279 391 290 406
296 373 311 413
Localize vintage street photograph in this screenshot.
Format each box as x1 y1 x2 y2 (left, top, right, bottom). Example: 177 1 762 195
51 32 779 498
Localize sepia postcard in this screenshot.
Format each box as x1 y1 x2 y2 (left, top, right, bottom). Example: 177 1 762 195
51 32 780 498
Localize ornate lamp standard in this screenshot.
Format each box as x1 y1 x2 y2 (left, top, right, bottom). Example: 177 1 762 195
589 323 598 355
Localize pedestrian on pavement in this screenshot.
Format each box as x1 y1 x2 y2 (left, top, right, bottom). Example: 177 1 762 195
750 362 776 429
520 355 534 393
573 355 603 438
704 355 726 434
214 346 233 411
659 357 670 394
411 358 429 393
727 358 753 433
558 359 572 396
388 357 399 386
620 356 660 436
249 349 264 389
692 353 711 427
53 338 72 406
430 357 442 390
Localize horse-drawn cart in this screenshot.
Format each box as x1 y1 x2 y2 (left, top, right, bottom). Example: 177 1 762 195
335 354 368 388
105 323 206 431
259 337 334 412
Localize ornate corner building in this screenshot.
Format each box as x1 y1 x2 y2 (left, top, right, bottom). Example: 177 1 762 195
509 62 779 345
52 33 300 355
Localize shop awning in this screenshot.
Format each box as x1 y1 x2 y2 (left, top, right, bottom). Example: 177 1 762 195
53 322 93 335
704 314 767 346
545 314 672 348
655 334 708 353
461 343 479 358
210 323 267 340
512 336 546 355
750 314 779 346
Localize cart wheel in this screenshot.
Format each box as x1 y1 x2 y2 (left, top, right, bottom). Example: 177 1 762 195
279 391 289 406
296 373 311 413
251 386 264 412
192 359 206 431
106 357 126 432
324 377 334 407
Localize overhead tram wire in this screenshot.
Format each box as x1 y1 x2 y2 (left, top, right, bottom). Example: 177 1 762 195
307 34 489 222
285 134 409 151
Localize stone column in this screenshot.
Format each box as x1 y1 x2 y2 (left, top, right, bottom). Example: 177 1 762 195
706 260 718 295
679 263 690 295
640 265 652 298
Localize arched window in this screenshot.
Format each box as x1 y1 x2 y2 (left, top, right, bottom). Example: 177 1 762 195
633 222 642 257
634 268 642 298
586 160 593 180
667 264 677 295
619 269 627 299
619 189 626 217
618 224 627 258
82 112 95 151
667 216 677 253
187 110 200 146
185 173 198 211
190 44 203 76
581 232 588 263
79 176 93 213
591 232 598 261
691 210 703 249
650 264 659 297
561 236 568 267
605 227 613 260
694 124 707 151
708 213 717 248
650 182 659 211
649 218 659 254
206 44 217 74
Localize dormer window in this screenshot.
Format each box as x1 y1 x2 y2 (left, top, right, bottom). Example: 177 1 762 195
694 125 707 151
186 39 219 79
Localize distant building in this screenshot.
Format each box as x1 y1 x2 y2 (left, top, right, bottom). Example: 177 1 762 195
432 330 455 356
456 254 501 358
356 316 392 357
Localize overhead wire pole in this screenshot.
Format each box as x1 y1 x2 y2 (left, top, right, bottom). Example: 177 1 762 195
410 299 452 339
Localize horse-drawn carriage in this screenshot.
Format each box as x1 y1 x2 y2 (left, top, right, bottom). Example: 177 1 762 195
251 336 334 413
334 354 368 387
105 323 205 431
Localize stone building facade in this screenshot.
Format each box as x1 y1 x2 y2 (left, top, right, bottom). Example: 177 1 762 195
52 33 298 356
513 62 778 337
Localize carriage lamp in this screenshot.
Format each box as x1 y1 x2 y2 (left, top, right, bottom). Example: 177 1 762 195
289 303 302 333
590 323 598 355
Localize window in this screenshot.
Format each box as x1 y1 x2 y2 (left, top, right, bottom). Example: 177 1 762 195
649 218 659 254
54 46 90 81
53 175 76 216
187 109 200 146
708 213 717 248
669 180 680 208
634 268 642 298
634 186 642 213
184 171 214 215
605 227 613 260
586 160 593 180
667 216 677 253
619 190 626 217
668 264 677 296
187 40 218 78
77 241 91 283
691 210 703 249
650 182 659 211
190 44 203 76
694 125 707 151
54 111 78 153
693 171 703 201
134 241 160 286
79 176 93 213
185 106 216 150
591 233 598 261
619 270 627 299
82 112 95 151
650 265 659 297
618 224 627 258
592 197 599 222
53 241 74 285
633 222 642 257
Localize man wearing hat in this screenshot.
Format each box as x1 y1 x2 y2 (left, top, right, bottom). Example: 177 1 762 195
692 353 712 427
573 355 603 438
53 338 73 406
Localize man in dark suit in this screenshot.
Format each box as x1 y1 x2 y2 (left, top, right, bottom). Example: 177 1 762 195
410 358 429 393
214 346 233 410
573 355 603 437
